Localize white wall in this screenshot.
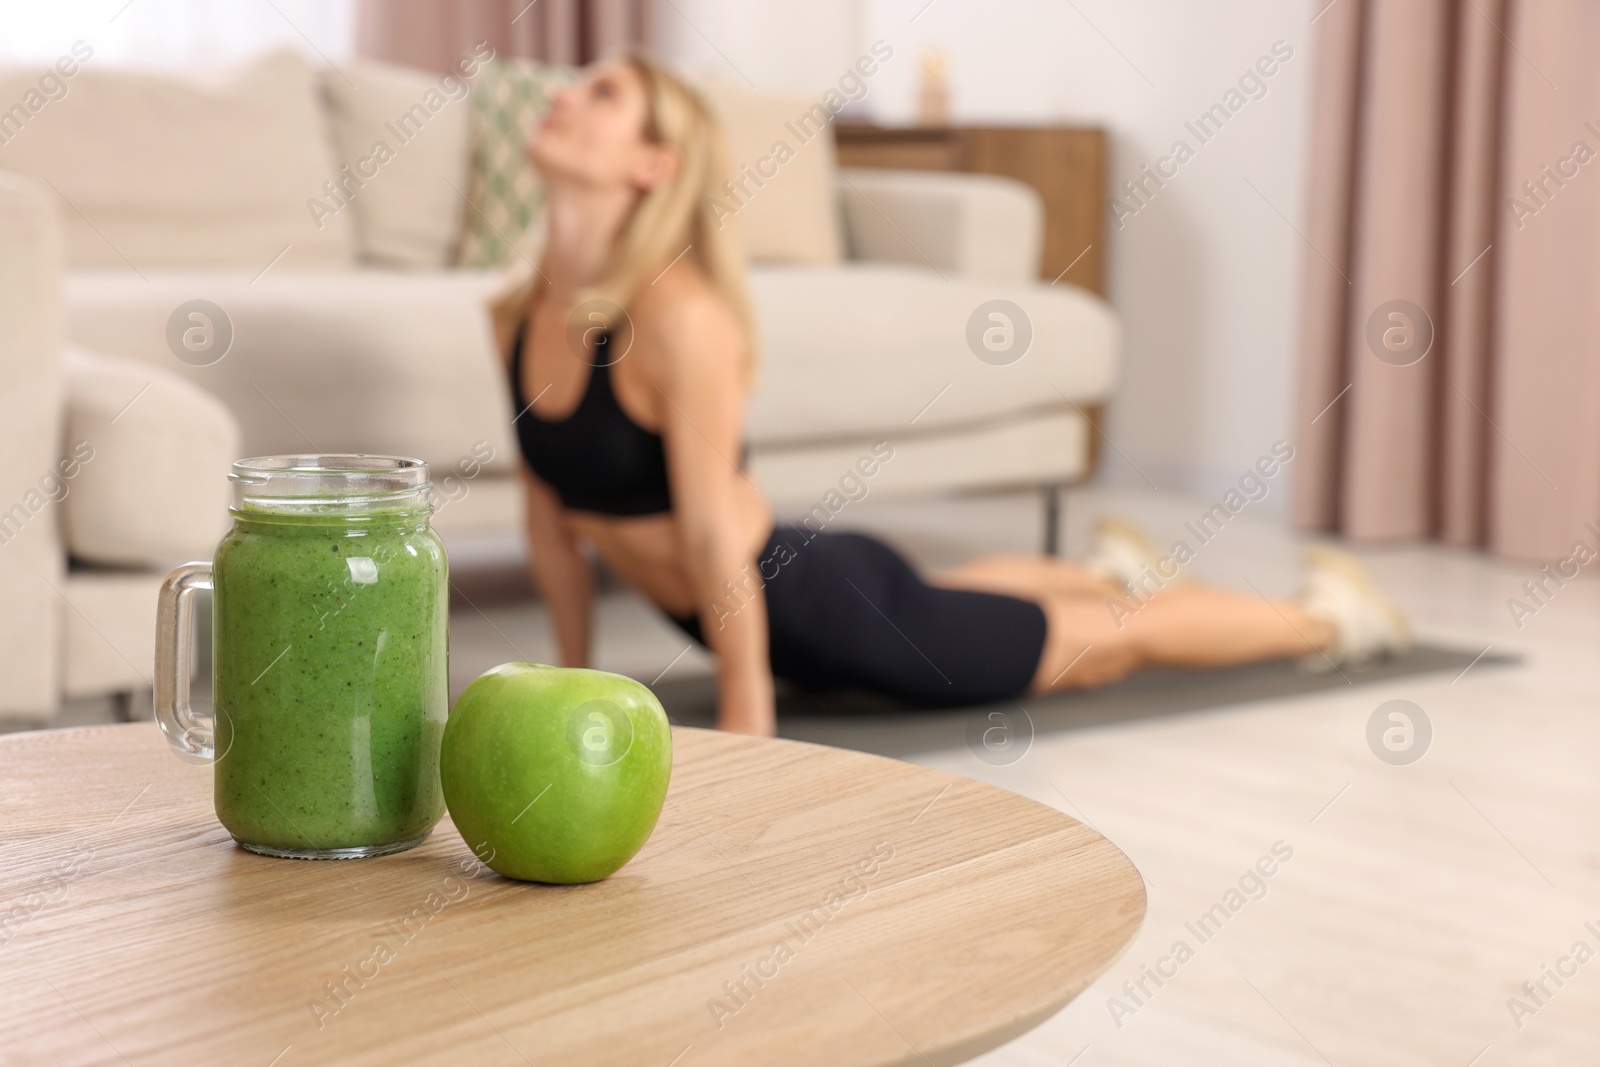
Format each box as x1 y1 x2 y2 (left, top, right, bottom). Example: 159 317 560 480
654 0 1315 506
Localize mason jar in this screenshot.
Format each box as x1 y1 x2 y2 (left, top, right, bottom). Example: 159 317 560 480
155 455 449 859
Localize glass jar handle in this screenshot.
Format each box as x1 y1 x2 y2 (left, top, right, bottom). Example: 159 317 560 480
155 562 214 760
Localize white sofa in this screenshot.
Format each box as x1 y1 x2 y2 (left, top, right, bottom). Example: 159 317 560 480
0 52 1118 721
64 227 1116 541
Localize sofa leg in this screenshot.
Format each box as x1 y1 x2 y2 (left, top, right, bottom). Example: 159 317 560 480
1041 483 1065 557
115 686 154 724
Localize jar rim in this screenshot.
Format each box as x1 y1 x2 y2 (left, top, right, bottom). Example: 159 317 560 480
230 454 433 514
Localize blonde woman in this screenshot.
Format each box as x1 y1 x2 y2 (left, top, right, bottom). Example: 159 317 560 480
492 55 1409 736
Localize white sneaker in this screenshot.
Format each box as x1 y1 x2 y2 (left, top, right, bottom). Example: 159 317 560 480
1299 547 1412 669
1083 517 1184 595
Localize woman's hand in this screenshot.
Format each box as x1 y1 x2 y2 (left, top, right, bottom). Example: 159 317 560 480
715 652 776 735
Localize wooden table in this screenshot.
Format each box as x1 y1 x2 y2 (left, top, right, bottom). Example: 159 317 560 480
0 724 1145 1066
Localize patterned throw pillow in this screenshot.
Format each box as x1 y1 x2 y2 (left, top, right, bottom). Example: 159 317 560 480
455 58 571 268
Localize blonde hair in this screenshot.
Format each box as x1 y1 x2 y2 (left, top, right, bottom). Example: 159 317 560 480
489 53 756 375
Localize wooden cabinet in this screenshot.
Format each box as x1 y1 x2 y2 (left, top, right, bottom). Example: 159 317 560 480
834 124 1107 296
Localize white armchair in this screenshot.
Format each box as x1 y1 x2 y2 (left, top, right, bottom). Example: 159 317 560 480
0 173 239 724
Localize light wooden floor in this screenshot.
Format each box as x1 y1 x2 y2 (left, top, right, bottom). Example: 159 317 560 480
873 490 1600 1067
39 487 1600 1064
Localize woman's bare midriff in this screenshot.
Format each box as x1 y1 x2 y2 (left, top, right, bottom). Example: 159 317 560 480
562 483 772 620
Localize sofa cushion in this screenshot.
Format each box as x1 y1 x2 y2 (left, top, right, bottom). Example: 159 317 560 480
456 58 569 268
0 51 353 270
693 78 845 266
746 264 1117 443
66 264 1114 499
321 59 477 268
65 270 517 484
62 346 238 567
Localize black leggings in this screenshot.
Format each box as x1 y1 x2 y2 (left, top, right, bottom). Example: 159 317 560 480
670 525 1047 707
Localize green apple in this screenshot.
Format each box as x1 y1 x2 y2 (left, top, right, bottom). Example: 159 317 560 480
441 663 672 883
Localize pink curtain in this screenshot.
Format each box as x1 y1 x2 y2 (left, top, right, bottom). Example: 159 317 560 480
354 0 649 71
1294 0 1600 561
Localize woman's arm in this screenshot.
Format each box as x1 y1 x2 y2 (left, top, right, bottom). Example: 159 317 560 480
492 287 592 665
649 293 775 735
519 465 594 667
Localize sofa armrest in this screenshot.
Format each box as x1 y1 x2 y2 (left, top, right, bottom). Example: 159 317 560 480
0 173 67 718
837 168 1043 281
62 346 239 568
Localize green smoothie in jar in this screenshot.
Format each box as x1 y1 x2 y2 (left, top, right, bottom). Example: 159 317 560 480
204 456 448 859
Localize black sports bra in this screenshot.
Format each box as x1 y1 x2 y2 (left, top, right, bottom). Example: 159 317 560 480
509 318 673 516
